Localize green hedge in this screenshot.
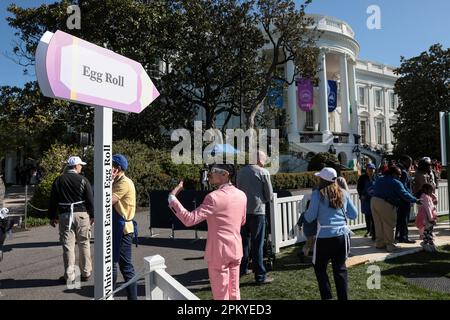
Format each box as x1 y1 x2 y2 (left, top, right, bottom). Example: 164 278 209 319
32 140 203 208
307 152 339 171
271 170 359 190
32 141 361 210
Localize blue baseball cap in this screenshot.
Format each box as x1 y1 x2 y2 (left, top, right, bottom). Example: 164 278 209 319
367 163 376 170
112 154 128 171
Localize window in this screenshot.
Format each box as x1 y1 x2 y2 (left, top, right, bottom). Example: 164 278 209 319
375 89 383 109
376 121 383 145
358 87 366 106
360 120 367 144
305 110 314 129
389 92 396 110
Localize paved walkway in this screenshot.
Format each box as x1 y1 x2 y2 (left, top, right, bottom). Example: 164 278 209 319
0 185 449 299
347 221 450 267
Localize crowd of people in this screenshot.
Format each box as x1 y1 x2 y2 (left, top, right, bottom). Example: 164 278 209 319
358 156 439 253
19 151 441 301
48 154 138 300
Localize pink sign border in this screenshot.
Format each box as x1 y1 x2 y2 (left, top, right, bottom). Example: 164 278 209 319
46 31 146 113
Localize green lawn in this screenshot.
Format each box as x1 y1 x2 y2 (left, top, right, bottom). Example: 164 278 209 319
192 243 450 300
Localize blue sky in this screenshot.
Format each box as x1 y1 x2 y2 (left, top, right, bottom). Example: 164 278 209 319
0 0 449 88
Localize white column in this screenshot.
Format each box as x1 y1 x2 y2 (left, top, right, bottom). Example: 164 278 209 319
347 59 359 144
383 88 392 151
339 54 350 134
368 86 376 146
318 50 330 136
286 59 298 135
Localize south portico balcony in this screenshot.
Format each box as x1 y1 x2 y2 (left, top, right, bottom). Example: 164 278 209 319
299 131 350 144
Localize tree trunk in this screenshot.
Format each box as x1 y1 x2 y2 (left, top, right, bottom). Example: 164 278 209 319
205 107 215 130
246 102 263 130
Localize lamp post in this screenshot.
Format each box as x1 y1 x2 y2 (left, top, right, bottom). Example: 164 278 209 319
328 144 336 155
353 145 361 168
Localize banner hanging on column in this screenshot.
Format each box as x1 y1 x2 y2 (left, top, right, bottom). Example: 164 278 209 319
297 78 313 112
327 80 337 112
267 79 283 108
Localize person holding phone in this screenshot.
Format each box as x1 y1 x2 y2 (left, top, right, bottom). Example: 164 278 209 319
168 164 247 300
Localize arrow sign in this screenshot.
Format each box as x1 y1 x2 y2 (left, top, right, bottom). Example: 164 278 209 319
35 30 160 300
36 30 159 113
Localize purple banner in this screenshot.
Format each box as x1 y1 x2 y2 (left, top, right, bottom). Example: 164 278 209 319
297 78 313 111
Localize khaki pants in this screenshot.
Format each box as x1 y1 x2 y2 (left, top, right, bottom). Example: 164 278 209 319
371 197 397 250
59 211 92 280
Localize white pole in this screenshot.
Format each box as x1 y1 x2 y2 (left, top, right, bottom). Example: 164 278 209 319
24 184 28 229
94 106 113 300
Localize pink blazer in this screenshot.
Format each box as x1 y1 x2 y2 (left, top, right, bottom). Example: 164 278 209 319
169 184 247 265
415 193 437 229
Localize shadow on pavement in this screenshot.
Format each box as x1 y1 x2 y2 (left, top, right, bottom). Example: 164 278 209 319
173 267 210 288
137 236 206 252
0 278 62 289
3 241 60 250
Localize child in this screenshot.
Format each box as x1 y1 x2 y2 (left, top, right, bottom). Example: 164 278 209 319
415 183 438 252
297 200 317 261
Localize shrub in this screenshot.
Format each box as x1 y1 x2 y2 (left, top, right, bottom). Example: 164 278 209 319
271 170 359 190
272 172 319 190
39 143 81 176
112 140 202 206
341 170 359 185
29 172 59 218
307 152 339 171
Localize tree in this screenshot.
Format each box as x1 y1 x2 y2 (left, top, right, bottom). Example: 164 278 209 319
6 0 188 149
392 44 450 160
158 0 319 131
0 82 68 156
237 0 319 130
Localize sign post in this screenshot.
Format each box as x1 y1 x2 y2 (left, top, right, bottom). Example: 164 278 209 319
35 30 159 299
93 106 113 299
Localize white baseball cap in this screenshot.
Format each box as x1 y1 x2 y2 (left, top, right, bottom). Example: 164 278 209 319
315 167 337 182
67 156 87 166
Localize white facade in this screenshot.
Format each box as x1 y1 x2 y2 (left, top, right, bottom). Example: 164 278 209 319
195 14 399 169
282 14 398 168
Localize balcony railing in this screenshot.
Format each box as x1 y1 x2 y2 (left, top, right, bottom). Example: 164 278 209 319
308 14 355 38
332 132 349 144
299 131 323 143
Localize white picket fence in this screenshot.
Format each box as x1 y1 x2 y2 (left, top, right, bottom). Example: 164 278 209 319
269 181 449 253
144 255 199 300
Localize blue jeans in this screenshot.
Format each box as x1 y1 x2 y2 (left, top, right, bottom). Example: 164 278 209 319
240 214 267 283
113 233 137 300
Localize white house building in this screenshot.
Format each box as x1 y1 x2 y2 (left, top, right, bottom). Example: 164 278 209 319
212 14 399 169
284 14 399 167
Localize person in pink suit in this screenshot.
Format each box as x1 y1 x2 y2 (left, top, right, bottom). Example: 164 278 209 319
415 183 438 252
168 164 247 300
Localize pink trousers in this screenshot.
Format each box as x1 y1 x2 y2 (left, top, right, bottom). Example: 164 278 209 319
208 260 241 300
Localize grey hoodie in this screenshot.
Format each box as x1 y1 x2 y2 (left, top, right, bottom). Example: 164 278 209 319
236 165 273 215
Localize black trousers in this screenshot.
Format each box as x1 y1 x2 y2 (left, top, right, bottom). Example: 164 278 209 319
313 235 348 300
396 203 411 240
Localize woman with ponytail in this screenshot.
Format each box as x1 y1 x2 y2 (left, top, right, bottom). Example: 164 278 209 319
304 167 358 300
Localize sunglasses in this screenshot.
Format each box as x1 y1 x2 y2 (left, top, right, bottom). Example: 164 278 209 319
209 167 229 175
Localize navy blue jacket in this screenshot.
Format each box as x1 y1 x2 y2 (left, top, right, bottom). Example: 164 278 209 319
373 175 417 207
